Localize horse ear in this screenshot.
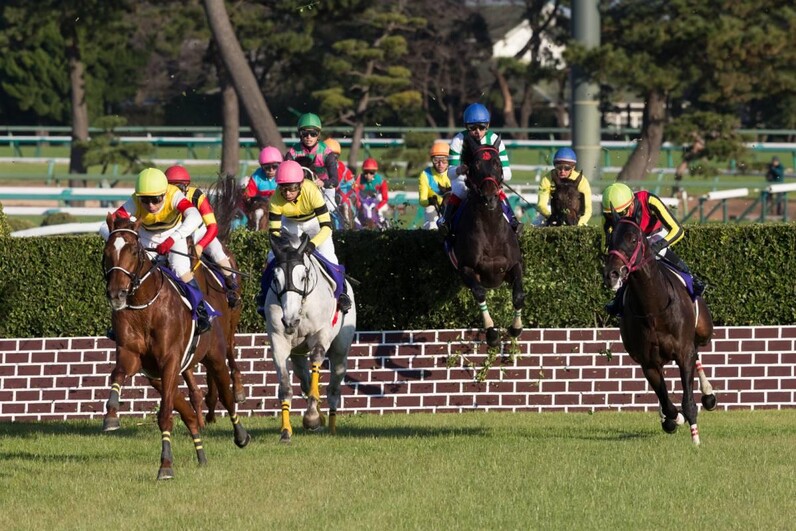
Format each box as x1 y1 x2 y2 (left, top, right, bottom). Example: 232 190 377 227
132 219 142 232
610 206 620 225
574 174 582 186
105 212 114 230
552 172 562 186
297 233 311 253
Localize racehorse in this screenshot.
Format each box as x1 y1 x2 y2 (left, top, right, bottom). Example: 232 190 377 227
449 134 525 347
101 215 250 479
603 217 717 445
356 193 390 231
243 195 270 231
546 173 584 226
263 233 356 443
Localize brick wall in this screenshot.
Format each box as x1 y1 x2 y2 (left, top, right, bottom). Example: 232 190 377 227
1 326 794 422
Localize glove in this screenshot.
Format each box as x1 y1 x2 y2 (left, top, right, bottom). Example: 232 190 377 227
323 180 336 189
456 164 469 176
428 195 439 206
156 237 175 255
304 241 316 255
650 240 666 254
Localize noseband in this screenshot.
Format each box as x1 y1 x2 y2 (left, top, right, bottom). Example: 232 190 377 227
104 227 159 308
271 253 317 305
469 146 503 198
607 219 654 274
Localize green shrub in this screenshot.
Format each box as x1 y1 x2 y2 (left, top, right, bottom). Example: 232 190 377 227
7 218 36 232
41 212 79 226
0 203 10 237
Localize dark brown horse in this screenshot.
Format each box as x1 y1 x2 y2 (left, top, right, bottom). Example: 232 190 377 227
603 218 716 445
101 215 250 479
451 134 525 347
546 173 584 226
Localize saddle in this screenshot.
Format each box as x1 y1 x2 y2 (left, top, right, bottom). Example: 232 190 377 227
660 261 698 300
159 266 221 321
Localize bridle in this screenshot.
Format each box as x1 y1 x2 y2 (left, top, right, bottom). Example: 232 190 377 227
104 227 162 310
270 251 318 306
468 145 503 202
607 218 654 274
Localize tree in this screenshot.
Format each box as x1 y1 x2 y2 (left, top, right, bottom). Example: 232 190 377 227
313 0 425 169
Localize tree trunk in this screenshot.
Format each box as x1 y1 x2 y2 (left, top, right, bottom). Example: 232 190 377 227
218 58 240 177
617 90 666 181
491 65 519 133
65 28 88 206
348 59 375 171
202 0 285 152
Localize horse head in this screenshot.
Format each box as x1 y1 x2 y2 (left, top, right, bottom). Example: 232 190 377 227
102 214 149 311
462 134 503 210
548 173 583 226
603 217 653 292
269 232 317 333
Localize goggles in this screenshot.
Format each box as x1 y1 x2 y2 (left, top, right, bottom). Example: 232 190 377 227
467 124 488 132
261 163 279 172
555 164 574 172
431 156 448 164
140 195 165 205
362 170 375 176
299 129 320 138
279 183 301 193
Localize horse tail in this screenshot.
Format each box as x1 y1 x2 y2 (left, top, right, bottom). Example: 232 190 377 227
208 173 241 244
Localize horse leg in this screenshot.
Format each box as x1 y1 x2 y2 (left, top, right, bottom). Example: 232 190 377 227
203 341 251 449
696 359 717 411
507 262 525 338
326 346 348 436
641 363 684 434
102 348 141 432
678 351 702 446
461 267 500 347
273 346 294 443
227 339 246 404
156 359 180 481
149 377 207 467
303 345 327 432
181 368 205 431
204 374 219 424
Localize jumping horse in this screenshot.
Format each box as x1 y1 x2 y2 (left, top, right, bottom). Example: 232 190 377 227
448 134 525 347
263 233 356 443
102 215 250 479
546 173 584 226
603 217 717 445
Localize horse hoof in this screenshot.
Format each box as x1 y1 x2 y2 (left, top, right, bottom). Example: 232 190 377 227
234 432 251 449
102 417 120 432
157 468 175 480
205 413 217 424
661 417 679 434
303 417 323 431
280 430 292 444
197 450 208 466
486 327 501 347
702 394 717 411
507 326 522 338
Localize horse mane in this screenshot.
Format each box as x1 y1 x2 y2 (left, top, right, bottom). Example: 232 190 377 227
461 133 503 187
207 174 241 244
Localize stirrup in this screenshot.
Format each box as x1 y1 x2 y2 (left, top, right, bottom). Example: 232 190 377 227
604 298 622 316
195 305 211 335
227 290 241 308
337 292 352 314
105 328 116 342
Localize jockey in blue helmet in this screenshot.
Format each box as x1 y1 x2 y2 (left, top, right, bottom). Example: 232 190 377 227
438 103 519 236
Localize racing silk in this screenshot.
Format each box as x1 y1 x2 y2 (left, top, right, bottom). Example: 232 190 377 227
355 173 389 211
537 168 593 225
446 130 512 182
185 186 218 248
268 179 333 250
418 167 451 207
336 160 357 206
603 190 684 250
113 184 202 239
245 167 277 198
285 141 340 187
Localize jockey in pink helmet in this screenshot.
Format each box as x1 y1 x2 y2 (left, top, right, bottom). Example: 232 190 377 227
246 146 283 199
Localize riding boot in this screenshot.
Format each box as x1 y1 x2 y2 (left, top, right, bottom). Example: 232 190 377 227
604 285 626 316
188 279 212 334
501 197 522 234
105 327 116 342
436 200 459 236
255 292 266 319
224 273 241 308
337 283 352 314
662 249 707 297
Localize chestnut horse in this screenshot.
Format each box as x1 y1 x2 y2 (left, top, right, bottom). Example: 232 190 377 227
101 215 250 479
546 173 584 226
604 218 716 445
449 134 525 347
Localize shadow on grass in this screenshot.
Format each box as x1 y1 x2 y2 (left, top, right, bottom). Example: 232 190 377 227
242 424 491 440
0 420 152 438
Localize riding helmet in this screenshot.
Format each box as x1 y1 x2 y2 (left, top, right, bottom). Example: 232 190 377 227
429 141 450 158
325 138 342 155
275 160 305 185
602 182 634 213
463 103 490 125
553 147 577 164
362 158 379 171
165 165 191 185
135 168 168 196
259 146 283 165
297 113 322 131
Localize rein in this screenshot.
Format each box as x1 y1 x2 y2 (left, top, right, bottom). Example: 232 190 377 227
607 219 654 273
105 228 163 310
269 252 319 307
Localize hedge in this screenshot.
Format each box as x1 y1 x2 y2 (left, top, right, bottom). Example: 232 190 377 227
0 224 794 338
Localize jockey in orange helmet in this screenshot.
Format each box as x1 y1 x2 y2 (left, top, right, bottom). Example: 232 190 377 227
418 141 452 230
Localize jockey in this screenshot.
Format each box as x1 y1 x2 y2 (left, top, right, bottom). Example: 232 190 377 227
262 160 352 314
245 146 281 199
355 158 389 223
101 168 213 333
602 182 706 315
537 147 593 226
418 141 452 230
324 138 357 209
165 165 241 308
285 113 339 210
437 103 519 235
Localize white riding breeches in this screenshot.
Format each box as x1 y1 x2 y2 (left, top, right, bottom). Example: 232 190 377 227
267 216 339 265
322 187 338 211
648 227 669 258
422 205 439 230
194 225 228 264
451 175 468 200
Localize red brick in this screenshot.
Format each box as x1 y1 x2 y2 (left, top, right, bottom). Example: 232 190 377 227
753 353 779 364
767 366 792 377
554 394 579 405
514 381 540 393
527 393 551 405
568 381 592 393
18 339 43 351
728 354 753 365
728 328 753 339
767 340 793 352
18 364 42 376
740 340 766 353
2 403 24 414
752 327 780 339
714 340 740 352
501 394 526 406
27 402 52 413
69 363 96 375
556 343 582 355
421 344 449 357
700 353 726 365
358 332 383 343
369 396 394 408
436 382 460 393
473 394 499 406
766 392 793 403
395 395 421 407
0 339 18 350
543 330 567 341
541 381 565 393
3 377 30 389
30 351 56 364
781 328 796 338
607 367 634 379
594 380 619 392
42 364 68 376
6 352 30 364
422 395 447 407
730 379 752 391
0 364 14 376
622 380 647 392
29 377 54 388
780 378 796 389
409 382 433 394
581 394 607 405
53 402 79 413
67 389 94 400
569 329 595 341
384 332 413 344
252 334 270 346
741 366 765 378
739 392 765 403
57 351 81 363
437 331 464 342
582 368 607 380
555 368 580 380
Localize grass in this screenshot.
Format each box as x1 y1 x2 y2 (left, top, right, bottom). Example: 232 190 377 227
0 410 793 530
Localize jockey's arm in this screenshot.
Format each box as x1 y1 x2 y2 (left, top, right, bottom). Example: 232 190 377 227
377 179 389 212
193 191 218 248
324 151 339 188
245 177 257 198
446 134 465 180
536 173 553 219
576 173 593 226
496 137 512 181
174 197 203 240
648 194 684 248
417 172 431 207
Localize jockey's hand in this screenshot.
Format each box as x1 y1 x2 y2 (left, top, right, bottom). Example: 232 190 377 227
428 195 439 206
651 240 666 254
156 237 175 255
323 180 336 189
456 164 468 176
304 241 316 255
194 243 204 257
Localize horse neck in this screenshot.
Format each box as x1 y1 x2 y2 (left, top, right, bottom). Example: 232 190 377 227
627 259 671 315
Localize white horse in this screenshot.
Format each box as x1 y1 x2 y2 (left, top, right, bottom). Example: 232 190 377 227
263 233 357 443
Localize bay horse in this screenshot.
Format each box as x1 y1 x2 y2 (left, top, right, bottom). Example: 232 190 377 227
450 134 525 347
263 233 356 443
603 217 717 445
546 173 584 226
102 215 250 479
